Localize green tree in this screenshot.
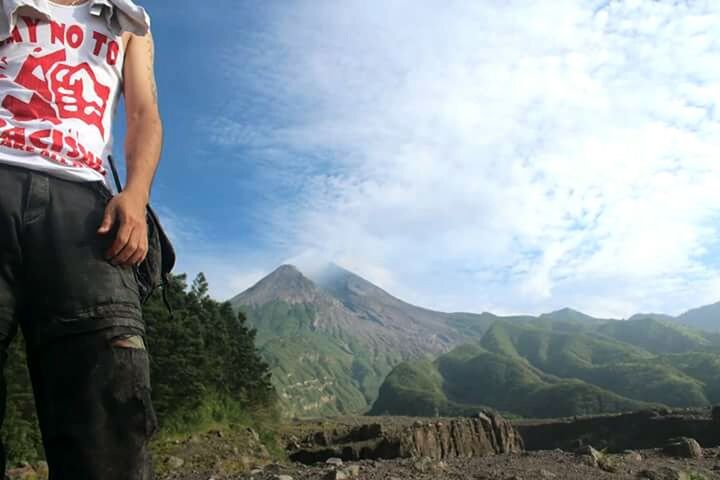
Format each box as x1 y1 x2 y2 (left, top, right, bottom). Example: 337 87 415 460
1 272 277 465
144 273 277 430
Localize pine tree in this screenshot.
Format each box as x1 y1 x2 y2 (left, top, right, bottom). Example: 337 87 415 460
144 273 276 429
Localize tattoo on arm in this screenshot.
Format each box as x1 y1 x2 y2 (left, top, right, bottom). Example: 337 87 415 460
147 35 157 105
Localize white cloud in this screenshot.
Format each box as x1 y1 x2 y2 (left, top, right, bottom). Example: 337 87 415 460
206 0 720 317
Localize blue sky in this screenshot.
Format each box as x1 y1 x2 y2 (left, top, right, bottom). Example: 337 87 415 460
116 0 720 318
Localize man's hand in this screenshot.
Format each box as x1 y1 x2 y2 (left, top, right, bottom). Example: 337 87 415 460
97 190 148 266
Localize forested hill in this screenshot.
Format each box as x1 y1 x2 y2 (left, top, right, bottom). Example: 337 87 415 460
231 263 496 418
677 303 720 333
1 273 277 465
371 317 720 418
230 262 719 418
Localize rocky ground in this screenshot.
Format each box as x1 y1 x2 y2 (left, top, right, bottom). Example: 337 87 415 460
148 417 720 480
8 435 720 480
207 447 720 480
7 410 720 480
151 410 720 480
152 426 277 480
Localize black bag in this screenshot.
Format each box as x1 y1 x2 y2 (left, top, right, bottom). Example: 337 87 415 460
108 155 176 305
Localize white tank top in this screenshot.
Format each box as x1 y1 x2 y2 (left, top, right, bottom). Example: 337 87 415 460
0 1 125 184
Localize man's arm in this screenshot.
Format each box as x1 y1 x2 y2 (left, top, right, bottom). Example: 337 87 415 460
98 31 163 266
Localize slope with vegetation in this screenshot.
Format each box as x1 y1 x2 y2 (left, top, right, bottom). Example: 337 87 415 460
231 264 497 417
677 302 720 333
229 262 720 419
598 315 716 354
372 316 720 418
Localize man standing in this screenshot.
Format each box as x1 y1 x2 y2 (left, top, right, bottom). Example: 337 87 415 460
0 0 162 478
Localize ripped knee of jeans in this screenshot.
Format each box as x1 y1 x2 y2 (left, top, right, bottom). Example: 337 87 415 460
110 334 146 350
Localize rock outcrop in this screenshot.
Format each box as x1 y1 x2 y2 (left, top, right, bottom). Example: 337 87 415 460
289 412 523 464
400 412 522 459
516 408 719 452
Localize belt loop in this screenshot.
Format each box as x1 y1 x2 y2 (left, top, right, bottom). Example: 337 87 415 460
95 180 114 201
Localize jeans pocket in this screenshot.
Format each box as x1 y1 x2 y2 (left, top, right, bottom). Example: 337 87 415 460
115 263 141 297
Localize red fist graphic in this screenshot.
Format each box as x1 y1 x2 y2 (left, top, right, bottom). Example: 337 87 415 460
49 63 110 136
1 49 110 136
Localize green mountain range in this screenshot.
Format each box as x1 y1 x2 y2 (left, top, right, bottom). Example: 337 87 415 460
677 302 720 333
372 317 720 418
230 263 720 418
230 264 495 417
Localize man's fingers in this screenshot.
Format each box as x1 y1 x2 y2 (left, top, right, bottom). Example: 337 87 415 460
97 203 117 234
100 192 149 265
128 246 147 266
127 236 148 265
107 224 134 260
112 236 138 265
112 241 137 266
112 230 146 266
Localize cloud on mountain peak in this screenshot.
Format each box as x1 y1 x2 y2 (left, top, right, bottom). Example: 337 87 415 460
205 0 720 317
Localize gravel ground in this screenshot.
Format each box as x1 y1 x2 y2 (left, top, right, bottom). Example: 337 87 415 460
237 448 720 480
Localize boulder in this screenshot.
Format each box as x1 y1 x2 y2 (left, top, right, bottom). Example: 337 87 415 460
575 445 617 472
662 437 703 459
575 445 602 468
342 465 361 477
325 457 343 466
165 456 185 469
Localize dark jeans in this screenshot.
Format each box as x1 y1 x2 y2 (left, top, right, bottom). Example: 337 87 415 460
0 164 157 479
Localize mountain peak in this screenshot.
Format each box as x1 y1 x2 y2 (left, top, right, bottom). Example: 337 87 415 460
539 307 602 323
271 263 304 277
230 264 322 307
628 313 675 323
258 264 311 289
548 307 582 315
542 307 580 316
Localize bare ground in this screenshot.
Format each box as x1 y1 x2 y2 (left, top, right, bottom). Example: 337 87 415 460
151 412 720 480
237 448 720 480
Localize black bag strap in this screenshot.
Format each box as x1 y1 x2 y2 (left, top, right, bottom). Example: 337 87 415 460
108 154 124 193
107 155 175 315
